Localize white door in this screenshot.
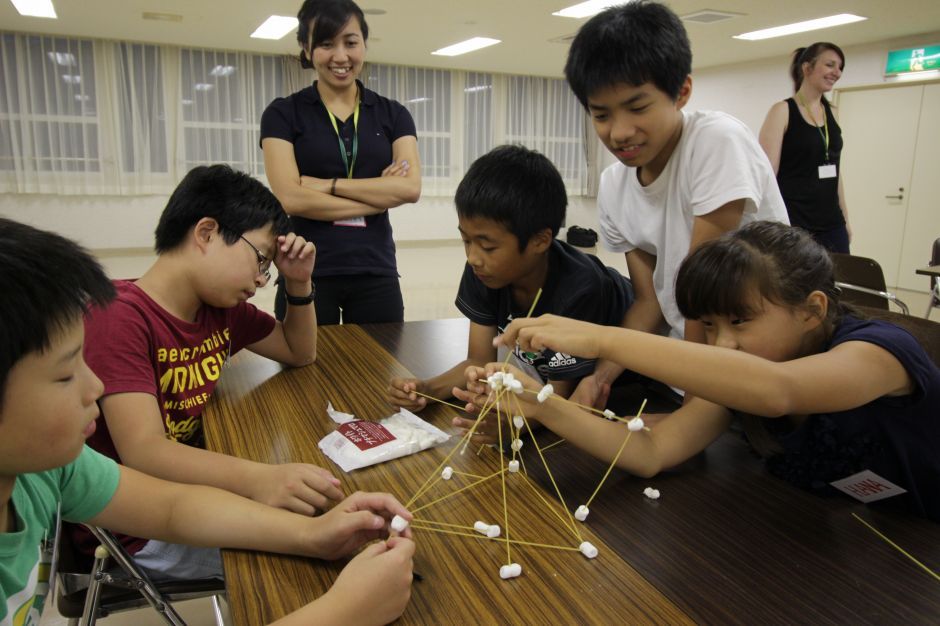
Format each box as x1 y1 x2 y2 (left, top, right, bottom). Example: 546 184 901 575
898 82 940 291
837 85 922 286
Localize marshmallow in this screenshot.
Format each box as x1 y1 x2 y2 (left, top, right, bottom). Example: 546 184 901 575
474 521 490 535
574 505 589 521
643 487 661 500
499 563 522 579
513 415 525 429
390 515 409 532
441 466 454 480
627 417 645 432
509 379 524 394
537 384 554 403
503 372 515 387
603 409 617 421
511 438 524 451
487 372 504 391
486 524 501 538
579 541 598 559
508 459 520 473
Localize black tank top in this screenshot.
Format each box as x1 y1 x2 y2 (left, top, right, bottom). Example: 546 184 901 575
776 97 844 231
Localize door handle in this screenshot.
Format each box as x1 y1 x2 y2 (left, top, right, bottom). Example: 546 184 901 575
885 186 904 200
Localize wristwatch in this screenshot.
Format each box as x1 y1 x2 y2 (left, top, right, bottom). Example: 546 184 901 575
285 284 316 306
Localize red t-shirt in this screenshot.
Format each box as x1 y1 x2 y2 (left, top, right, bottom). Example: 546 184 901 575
84 280 276 457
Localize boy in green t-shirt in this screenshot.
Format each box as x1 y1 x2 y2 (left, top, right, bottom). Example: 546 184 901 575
0 218 415 625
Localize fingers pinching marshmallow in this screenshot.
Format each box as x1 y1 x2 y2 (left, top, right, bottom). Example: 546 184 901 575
499 563 522 579
511 438 524 451
390 515 409 533
513 415 524 429
508 460 520 473
627 417 645 432
441 466 454 480
643 487 661 500
574 505 590 521
537 384 554 403
579 541 598 559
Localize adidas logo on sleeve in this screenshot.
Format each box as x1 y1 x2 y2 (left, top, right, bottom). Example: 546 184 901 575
548 352 578 368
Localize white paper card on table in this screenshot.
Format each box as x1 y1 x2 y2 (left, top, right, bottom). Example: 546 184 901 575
818 164 837 179
319 402 450 472
830 470 907 503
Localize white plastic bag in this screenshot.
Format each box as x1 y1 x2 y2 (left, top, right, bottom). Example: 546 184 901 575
318 402 450 472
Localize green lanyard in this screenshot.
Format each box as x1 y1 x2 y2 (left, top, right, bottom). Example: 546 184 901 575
327 99 360 179
796 92 830 161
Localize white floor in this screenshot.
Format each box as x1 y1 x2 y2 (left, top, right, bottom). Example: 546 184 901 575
40 237 935 626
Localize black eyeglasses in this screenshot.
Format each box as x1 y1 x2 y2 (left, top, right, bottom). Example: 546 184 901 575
238 235 273 283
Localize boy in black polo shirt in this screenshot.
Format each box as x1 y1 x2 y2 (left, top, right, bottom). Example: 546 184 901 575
387 145 633 411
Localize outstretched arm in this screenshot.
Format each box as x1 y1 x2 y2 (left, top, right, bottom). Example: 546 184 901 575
498 315 914 417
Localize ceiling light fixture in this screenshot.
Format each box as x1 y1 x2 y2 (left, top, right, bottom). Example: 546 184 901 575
251 15 298 40
432 37 500 57
733 14 866 41
552 0 625 20
209 65 236 77
11 0 57 18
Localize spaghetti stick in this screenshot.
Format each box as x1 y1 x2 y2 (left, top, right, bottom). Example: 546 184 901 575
497 392 513 565
408 525 581 552
852 513 940 582
586 399 648 507
410 469 506 515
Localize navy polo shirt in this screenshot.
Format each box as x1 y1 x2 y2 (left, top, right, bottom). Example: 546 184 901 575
260 81 417 277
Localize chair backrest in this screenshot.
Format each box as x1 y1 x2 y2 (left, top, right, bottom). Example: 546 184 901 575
855 306 940 368
831 253 890 310
930 237 940 267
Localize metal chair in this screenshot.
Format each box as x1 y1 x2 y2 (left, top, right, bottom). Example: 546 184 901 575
56 524 227 626
831 253 910 315
924 237 940 320
856 305 940 368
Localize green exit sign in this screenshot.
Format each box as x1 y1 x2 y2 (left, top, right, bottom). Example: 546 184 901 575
885 45 940 75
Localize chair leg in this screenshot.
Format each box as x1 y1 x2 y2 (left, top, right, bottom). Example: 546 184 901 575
84 526 187 626
210 594 227 626
80 545 109 626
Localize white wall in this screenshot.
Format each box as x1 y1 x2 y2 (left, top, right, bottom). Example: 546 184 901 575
3 31 938 251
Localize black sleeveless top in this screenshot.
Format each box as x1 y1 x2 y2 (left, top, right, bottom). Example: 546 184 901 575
776 97 844 232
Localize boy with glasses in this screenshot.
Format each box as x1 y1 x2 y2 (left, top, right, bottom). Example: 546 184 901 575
77 164 333 579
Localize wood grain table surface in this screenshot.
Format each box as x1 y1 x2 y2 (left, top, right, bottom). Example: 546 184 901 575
206 319 940 625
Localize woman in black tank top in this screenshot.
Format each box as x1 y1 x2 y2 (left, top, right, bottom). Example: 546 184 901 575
759 42 851 253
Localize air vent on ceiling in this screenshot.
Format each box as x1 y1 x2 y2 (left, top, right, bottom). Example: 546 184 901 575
681 10 742 24
142 11 183 22
549 33 577 44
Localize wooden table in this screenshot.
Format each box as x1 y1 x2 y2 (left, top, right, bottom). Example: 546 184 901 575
205 320 940 625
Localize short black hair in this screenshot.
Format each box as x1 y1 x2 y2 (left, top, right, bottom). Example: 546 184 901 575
297 0 369 69
154 164 290 253
675 221 841 327
455 145 567 251
0 218 115 403
565 0 692 107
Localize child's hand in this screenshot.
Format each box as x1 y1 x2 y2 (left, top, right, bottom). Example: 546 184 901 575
309 492 413 560
569 374 612 411
273 233 316 284
387 377 428 411
497 314 605 360
322 536 414 624
451 364 543 443
250 463 343 515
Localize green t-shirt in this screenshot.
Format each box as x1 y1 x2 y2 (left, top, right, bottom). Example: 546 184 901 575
1 446 119 625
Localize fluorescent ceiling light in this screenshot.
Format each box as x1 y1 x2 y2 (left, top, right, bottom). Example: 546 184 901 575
61 74 81 84
251 15 298 40
464 85 492 93
734 14 866 41
11 0 56 18
194 83 214 91
209 65 236 77
553 0 624 19
406 97 431 104
432 37 500 57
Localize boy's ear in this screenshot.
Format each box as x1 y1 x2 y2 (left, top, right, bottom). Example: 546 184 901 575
527 228 554 254
193 217 220 252
802 290 829 328
675 75 693 109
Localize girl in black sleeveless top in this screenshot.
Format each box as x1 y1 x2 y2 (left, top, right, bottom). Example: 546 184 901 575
759 42 851 253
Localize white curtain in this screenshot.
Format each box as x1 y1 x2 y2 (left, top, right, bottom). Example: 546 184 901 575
0 31 593 197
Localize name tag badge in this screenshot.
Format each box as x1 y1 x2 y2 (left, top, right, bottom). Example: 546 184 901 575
830 470 907 503
333 217 367 228
818 164 837 179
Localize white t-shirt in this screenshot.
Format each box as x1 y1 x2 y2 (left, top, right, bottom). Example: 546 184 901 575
598 109 789 340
